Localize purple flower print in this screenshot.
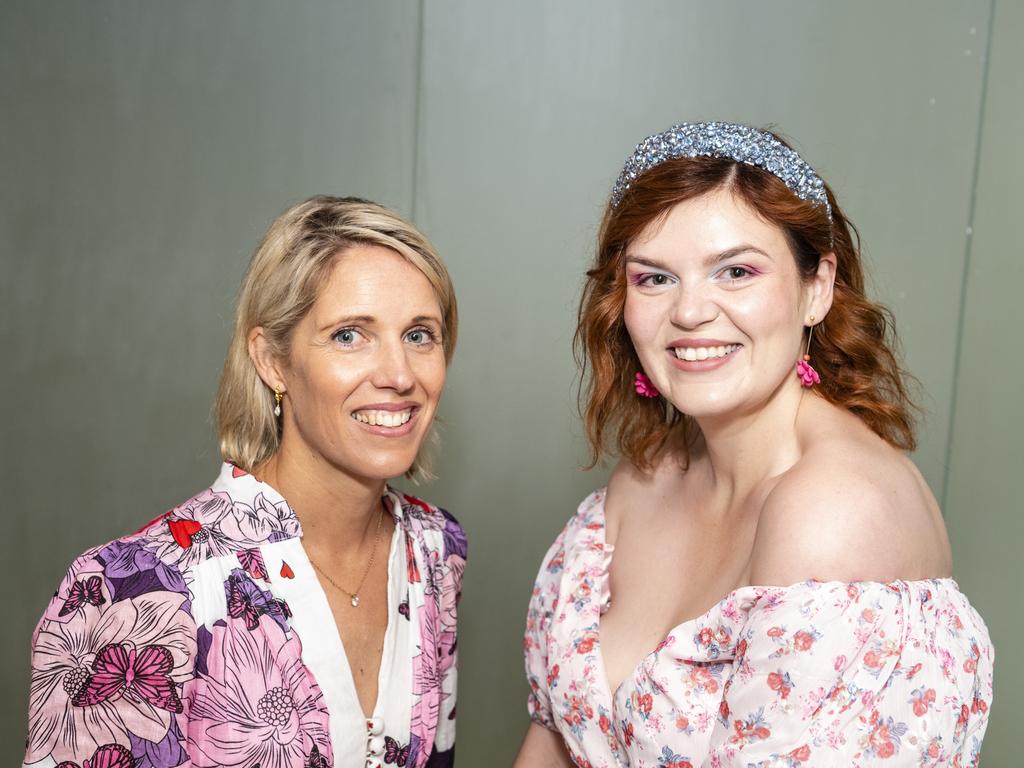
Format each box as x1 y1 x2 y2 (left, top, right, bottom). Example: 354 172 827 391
440 511 467 561
224 569 291 634
129 719 188 768
183 615 332 768
100 540 187 600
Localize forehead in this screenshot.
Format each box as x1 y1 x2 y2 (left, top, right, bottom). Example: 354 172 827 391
311 243 441 320
630 188 790 260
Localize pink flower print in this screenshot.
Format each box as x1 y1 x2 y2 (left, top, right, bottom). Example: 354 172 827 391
730 708 771 744
788 744 811 763
963 642 980 673
43 552 107 628
26 592 194 764
183 615 331 768
767 670 794 699
834 654 847 672
72 642 183 713
793 630 815 651
55 743 136 768
227 492 301 544
911 686 936 716
575 630 598 655
868 723 895 758
155 490 236 572
864 649 885 669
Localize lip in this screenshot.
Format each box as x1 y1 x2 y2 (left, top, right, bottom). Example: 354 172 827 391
351 402 421 438
667 343 742 372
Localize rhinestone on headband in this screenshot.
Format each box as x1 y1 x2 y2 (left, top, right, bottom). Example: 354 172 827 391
611 121 832 222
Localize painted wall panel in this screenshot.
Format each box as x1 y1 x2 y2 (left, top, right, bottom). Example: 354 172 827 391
944 1 1023 762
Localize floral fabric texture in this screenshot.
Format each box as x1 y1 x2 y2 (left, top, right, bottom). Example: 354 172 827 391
524 489 993 767
26 463 466 768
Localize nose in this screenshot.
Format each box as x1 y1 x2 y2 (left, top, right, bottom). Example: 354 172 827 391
669 281 718 330
371 338 415 394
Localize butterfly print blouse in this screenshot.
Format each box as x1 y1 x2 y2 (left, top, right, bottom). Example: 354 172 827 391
524 489 994 767
25 463 467 768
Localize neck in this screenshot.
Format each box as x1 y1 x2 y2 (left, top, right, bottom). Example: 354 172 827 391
692 380 809 503
256 440 387 557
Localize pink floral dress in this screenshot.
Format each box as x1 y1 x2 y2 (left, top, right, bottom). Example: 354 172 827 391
25 463 466 768
524 489 993 767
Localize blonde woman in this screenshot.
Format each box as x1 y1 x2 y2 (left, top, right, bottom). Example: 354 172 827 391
24 197 465 768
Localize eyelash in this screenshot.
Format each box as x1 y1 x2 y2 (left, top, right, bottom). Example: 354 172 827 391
719 265 756 282
630 272 674 287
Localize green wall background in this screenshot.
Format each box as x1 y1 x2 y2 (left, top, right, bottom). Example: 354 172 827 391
1 2 1017 765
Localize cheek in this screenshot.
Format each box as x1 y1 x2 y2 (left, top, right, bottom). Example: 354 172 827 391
729 287 798 339
623 294 664 350
414 354 447 401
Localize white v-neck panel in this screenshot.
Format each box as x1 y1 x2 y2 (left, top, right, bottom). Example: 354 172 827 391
260 524 410 768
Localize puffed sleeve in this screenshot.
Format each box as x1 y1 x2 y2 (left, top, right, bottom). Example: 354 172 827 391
24 537 196 767
427 509 467 766
523 530 568 730
700 581 992 766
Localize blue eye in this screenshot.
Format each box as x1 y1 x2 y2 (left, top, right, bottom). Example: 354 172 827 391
406 328 438 346
333 328 359 345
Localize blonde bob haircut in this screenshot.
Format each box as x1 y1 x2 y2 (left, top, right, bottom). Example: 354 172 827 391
215 195 458 476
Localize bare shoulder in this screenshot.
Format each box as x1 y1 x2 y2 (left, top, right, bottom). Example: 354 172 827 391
749 418 951 586
604 453 684 546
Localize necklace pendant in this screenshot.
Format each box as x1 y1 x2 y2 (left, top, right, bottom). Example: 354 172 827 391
350 595 360 608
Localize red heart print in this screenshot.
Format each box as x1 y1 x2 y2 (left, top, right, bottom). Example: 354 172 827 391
167 519 202 549
280 561 295 579
231 465 248 478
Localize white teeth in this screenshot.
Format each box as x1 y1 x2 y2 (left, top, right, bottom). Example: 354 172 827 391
674 344 740 361
352 409 413 427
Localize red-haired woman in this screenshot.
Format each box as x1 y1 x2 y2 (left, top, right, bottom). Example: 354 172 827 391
515 123 992 767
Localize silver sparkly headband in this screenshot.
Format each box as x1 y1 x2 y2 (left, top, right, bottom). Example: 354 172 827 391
611 121 832 222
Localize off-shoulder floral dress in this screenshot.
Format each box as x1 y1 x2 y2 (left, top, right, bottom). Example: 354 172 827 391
524 489 993 767
26 463 466 768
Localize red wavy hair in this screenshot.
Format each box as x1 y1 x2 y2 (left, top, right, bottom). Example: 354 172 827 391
576 146 919 470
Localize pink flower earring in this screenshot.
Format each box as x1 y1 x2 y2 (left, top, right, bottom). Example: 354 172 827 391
634 371 660 398
796 317 821 388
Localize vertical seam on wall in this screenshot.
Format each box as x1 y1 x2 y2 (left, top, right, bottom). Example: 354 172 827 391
941 0 997 510
410 0 425 221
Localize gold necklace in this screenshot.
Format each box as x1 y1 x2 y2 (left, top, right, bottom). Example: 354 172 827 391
310 506 385 608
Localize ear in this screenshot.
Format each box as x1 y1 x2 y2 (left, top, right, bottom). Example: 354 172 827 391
248 327 287 393
804 252 837 323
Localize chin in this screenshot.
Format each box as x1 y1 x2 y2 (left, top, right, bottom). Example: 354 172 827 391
344 451 419 483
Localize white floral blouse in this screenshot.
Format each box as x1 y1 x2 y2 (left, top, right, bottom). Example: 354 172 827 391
25 463 466 768
524 489 993 767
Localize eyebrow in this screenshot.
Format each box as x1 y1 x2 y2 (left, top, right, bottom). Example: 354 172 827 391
625 244 772 271
317 314 443 332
